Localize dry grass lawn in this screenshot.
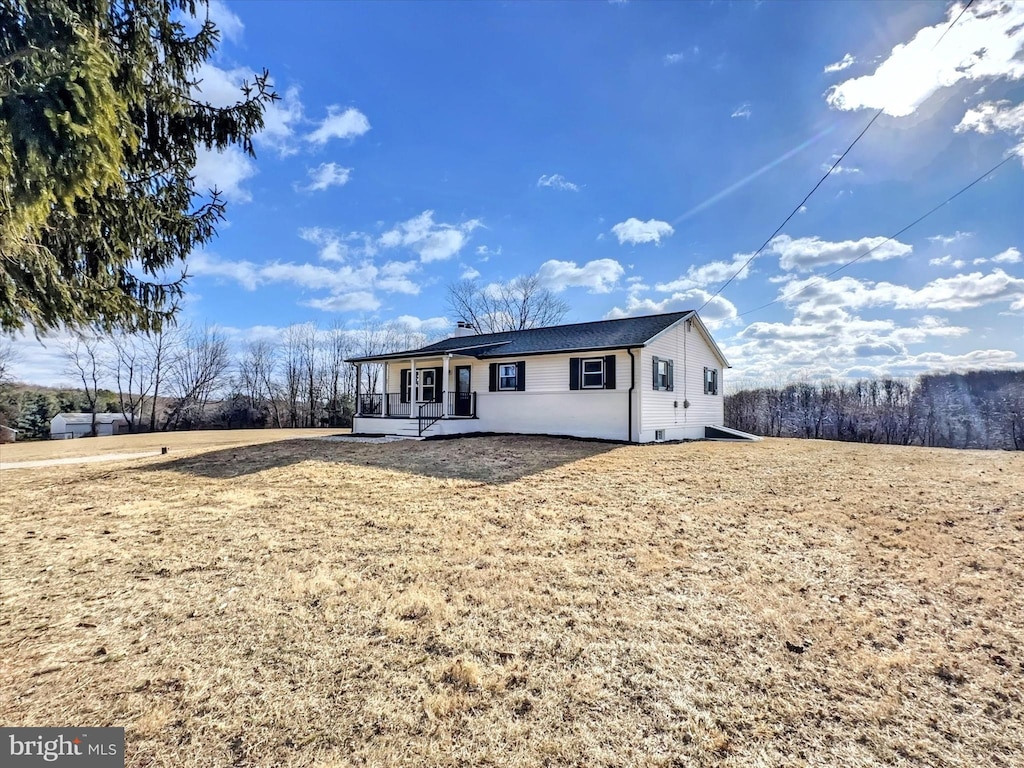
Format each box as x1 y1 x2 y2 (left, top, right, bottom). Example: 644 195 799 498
0 428 343 463
1 434 1023 767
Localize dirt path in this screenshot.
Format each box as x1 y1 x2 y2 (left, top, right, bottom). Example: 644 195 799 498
0 451 165 470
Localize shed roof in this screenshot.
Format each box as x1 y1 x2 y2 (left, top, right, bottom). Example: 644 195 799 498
53 412 129 425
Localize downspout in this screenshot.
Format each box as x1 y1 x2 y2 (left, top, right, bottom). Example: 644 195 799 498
627 348 636 443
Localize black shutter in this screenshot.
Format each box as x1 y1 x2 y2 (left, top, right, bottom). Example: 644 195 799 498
667 361 674 392
652 356 660 389
569 358 580 390
516 360 526 391
604 355 616 389
433 367 444 402
400 369 409 403
489 363 497 392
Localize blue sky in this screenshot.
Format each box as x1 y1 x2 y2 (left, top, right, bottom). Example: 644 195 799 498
11 0 1024 386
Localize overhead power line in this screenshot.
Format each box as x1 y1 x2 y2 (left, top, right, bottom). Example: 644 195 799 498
696 0 977 314
736 153 1017 319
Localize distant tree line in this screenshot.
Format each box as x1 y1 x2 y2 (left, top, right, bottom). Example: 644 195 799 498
0 319 440 439
725 370 1024 451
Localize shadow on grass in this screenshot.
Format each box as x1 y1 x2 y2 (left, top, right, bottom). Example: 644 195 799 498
139 433 621 485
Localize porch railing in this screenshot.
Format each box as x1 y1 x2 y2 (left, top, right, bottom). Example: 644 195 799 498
358 393 382 416
359 392 476 421
417 401 444 436
448 391 476 418
387 393 410 417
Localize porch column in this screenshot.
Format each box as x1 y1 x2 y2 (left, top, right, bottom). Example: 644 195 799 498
355 363 361 416
410 358 417 409
383 362 389 416
442 354 450 417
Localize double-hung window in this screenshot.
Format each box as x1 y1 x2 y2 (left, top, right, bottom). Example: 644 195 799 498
704 367 718 395
581 358 605 388
652 356 673 391
498 363 518 391
420 370 436 402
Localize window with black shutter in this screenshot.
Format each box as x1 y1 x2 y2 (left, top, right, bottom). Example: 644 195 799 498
704 367 718 395
490 361 525 391
652 357 674 390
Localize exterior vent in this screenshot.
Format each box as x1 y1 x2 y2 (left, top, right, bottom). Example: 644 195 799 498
655 429 666 442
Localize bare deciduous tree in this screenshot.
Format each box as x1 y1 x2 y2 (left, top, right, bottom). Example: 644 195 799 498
110 332 154 431
0 337 16 387
147 324 180 431
62 334 106 436
165 326 230 429
237 338 280 427
446 273 569 334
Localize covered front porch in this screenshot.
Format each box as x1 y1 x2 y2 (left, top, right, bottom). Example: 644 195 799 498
353 355 478 434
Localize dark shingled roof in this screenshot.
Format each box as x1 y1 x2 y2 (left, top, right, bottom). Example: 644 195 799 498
349 311 694 362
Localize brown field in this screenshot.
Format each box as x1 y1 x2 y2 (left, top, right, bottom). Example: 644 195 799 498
1 434 1023 767
0 428 344 464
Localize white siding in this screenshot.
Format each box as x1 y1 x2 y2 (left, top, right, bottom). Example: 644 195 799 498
637 319 725 442
362 329 726 444
375 351 631 440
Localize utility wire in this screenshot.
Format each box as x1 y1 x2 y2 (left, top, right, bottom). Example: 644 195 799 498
933 0 975 49
696 0 976 314
696 109 882 312
736 153 1017 319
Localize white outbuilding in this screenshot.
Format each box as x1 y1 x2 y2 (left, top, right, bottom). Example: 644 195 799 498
50 412 130 439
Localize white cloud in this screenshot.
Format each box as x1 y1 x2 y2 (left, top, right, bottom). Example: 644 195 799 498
307 106 371 145
461 266 481 280
822 154 861 175
259 86 305 157
475 245 501 260
929 255 966 268
778 268 1024 314
956 100 1024 160
770 233 912 271
376 260 421 295
957 100 1024 135
192 63 305 157
302 162 352 192
188 248 422 314
824 53 856 74
928 230 973 246
393 315 451 335
208 0 244 42
192 146 256 203
605 288 738 329
798 205 808 214
537 173 580 192
180 0 244 43
826 2 1024 117
537 258 624 293
656 252 753 292
379 211 482 262
305 292 381 313
731 103 752 119
993 247 1022 264
663 46 699 65
611 217 674 245
299 227 348 262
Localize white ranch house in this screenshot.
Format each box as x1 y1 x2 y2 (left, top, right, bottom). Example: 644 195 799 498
350 310 732 442
50 412 130 439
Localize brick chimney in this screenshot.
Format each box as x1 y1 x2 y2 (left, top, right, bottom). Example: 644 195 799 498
453 321 477 338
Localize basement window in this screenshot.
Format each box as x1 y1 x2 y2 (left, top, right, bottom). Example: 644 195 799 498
655 429 666 442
